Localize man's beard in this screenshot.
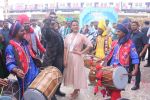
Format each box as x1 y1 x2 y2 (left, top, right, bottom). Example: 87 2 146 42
24 26 30 32
19 35 24 40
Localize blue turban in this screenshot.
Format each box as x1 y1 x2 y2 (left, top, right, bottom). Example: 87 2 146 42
10 21 22 37
121 17 131 32
122 17 131 24
116 24 129 34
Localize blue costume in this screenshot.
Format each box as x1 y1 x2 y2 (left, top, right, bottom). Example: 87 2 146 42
5 22 39 98
110 43 139 67
5 40 39 92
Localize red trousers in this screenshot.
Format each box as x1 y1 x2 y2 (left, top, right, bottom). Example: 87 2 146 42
109 89 121 100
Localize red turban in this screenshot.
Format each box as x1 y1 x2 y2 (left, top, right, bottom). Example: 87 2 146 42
17 14 30 25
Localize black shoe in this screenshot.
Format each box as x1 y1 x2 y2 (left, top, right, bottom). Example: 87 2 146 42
128 80 131 84
121 89 125 91
51 95 57 100
56 91 66 97
104 98 111 100
119 98 129 100
144 64 150 67
131 85 139 90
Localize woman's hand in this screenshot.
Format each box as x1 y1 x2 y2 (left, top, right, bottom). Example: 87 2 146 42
64 60 67 68
72 51 82 55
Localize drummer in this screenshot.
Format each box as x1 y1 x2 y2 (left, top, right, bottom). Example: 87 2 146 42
105 23 139 100
5 22 39 98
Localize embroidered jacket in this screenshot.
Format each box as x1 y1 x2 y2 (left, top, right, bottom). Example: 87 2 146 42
106 39 139 66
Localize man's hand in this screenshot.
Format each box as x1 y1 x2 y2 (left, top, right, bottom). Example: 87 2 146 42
132 69 138 76
16 69 25 79
12 68 25 79
0 78 8 87
140 44 149 58
139 52 143 58
132 64 138 76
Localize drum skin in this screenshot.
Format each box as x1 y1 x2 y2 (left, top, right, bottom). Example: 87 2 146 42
24 66 62 100
101 67 128 89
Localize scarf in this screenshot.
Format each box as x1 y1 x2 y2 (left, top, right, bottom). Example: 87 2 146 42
118 33 130 45
9 40 36 74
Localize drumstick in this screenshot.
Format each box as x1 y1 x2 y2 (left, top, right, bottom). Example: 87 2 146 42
122 73 132 76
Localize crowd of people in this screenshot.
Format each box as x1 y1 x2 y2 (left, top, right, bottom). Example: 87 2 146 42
0 11 150 100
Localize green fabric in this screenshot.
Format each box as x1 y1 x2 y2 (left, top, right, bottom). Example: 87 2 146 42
0 43 3 50
66 17 73 22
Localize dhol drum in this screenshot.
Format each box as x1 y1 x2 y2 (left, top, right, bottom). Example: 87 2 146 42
24 66 62 100
101 66 128 89
84 55 100 69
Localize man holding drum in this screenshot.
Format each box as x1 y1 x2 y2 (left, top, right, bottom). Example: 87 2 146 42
5 22 39 98
105 23 139 100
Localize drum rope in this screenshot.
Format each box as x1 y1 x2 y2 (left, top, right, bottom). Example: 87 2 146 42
46 68 62 98
101 80 112 82
48 69 58 98
102 83 115 88
0 86 4 96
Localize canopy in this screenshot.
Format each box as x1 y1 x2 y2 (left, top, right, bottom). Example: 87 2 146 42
80 8 118 28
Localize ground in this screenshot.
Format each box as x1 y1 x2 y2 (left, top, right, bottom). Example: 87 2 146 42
57 61 150 100
6 61 150 100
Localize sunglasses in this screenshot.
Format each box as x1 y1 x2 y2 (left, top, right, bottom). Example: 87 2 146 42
50 16 57 19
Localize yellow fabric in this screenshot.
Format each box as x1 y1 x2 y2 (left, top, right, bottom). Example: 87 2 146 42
95 36 105 59
95 20 112 59
98 20 107 36
108 36 112 49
